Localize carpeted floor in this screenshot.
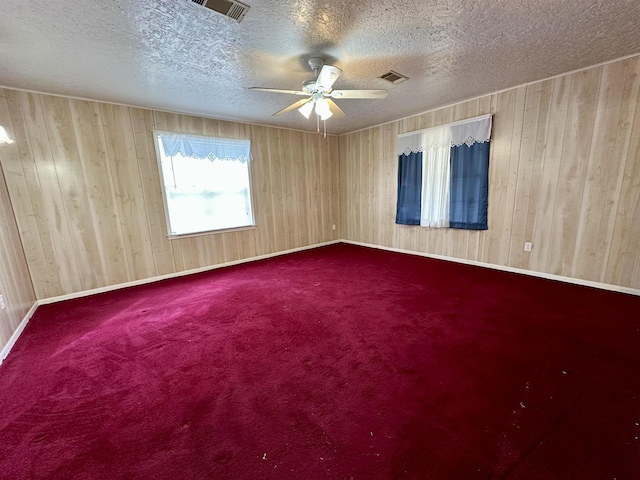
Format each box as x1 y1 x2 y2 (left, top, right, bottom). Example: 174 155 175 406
1 243 639 479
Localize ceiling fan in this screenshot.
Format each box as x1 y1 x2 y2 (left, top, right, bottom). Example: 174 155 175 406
250 57 388 134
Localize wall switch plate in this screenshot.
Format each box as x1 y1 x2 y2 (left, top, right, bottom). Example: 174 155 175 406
524 242 533 252
0 294 5 310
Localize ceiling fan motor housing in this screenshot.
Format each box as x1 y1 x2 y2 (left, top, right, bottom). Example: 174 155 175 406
302 79 324 94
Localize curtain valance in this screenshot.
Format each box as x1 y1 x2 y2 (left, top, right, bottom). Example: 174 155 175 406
159 133 250 163
397 114 492 155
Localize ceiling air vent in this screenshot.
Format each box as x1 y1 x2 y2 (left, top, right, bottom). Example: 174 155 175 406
190 0 250 22
379 70 409 84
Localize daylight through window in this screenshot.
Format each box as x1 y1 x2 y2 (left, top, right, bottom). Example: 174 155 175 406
154 132 254 236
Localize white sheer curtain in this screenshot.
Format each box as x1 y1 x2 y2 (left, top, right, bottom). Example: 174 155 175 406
420 127 451 227
398 125 452 228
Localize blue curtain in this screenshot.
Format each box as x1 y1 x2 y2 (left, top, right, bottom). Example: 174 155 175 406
449 142 489 230
395 152 422 225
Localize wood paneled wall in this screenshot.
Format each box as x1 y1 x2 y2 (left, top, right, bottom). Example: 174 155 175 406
0 105 36 350
339 55 640 290
1 53 638 320
0 90 341 299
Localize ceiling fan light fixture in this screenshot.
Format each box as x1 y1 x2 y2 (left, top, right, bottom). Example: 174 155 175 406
298 101 314 119
320 110 333 121
0 126 14 144
315 97 332 119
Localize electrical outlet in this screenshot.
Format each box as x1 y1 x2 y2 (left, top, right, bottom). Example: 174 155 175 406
332 224 336 231
0 294 5 310
524 242 533 252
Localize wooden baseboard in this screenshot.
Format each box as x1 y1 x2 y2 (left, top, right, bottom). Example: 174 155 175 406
0 301 39 365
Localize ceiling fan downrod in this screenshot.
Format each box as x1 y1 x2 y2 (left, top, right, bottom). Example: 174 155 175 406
308 57 325 78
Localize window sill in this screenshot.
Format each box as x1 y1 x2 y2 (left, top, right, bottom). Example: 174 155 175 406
167 224 256 240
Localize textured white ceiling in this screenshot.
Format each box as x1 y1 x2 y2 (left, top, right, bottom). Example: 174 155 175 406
1 0 639 135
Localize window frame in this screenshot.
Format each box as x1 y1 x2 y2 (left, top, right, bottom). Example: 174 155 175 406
152 130 256 239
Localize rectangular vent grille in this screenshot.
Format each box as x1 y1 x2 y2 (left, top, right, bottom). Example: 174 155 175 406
190 0 250 22
227 2 248 20
379 70 409 84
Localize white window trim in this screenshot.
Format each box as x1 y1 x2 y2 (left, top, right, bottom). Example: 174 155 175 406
166 225 256 240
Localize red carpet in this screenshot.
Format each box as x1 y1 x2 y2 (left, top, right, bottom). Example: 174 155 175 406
1 243 639 479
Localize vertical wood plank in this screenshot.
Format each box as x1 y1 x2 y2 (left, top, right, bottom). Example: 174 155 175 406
521 80 553 273
69 99 128 285
546 68 601 276
499 86 527 266
599 57 640 285
507 82 544 269
100 103 156 281
2 90 55 297
605 59 640 288
482 90 517 264
248 125 274 255
382 122 397 248
0 88 37 350
268 128 287 252
17 92 79 296
132 107 176 276
280 129 298 250
530 75 571 273
570 61 631 281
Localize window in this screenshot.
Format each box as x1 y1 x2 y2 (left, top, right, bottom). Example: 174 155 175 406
396 115 492 230
153 132 254 237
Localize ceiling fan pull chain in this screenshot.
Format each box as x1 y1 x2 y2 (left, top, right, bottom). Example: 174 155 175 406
316 113 320 134
324 119 327 139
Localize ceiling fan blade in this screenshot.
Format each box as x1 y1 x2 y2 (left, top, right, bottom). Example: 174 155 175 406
316 65 343 90
250 87 307 96
326 99 346 119
330 89 388 99
273 98 312 116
